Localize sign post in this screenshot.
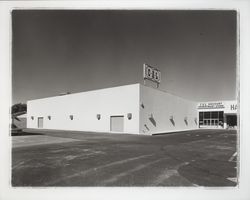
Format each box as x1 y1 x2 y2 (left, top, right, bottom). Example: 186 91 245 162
143 63 161 88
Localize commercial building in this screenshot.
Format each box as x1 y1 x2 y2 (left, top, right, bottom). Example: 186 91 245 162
197 101 237 129
27 83 237 135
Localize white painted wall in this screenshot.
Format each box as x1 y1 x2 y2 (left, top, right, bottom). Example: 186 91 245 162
27 83 202 135
139 85 198 134
224 101 237 113
27 84 140 134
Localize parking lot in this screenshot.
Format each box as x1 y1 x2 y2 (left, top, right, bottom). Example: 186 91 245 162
12 129 237 187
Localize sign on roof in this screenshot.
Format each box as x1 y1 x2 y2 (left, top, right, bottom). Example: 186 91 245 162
143 64 161 87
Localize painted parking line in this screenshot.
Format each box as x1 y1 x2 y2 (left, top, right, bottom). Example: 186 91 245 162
45 153 155 186
228 152 237 162
100 158 169 185
152 161 192 186
227 177 237 183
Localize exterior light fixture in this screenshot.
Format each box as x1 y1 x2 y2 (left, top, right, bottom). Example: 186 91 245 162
31 116 34 120
97 114 101 120
127 113 132 120
70 115 73 120
48 116 51 120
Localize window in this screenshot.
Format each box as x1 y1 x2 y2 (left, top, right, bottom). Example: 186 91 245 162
199 112 203 120
219 111 224 121
204 112 211 119
199 111 224 127
219 111 223 118
211 112 218 119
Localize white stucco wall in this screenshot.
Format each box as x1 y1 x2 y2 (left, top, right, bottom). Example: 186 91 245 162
27 84 140 134
139 85 198 134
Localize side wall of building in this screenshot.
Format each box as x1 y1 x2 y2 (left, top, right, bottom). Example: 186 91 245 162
139 85 198 134
27 84 140 134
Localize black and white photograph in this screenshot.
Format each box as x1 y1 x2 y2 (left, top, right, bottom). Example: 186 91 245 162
11 9 238 187
1 1 250 200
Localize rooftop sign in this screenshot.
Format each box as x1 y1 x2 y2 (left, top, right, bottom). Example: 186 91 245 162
143 63 161 87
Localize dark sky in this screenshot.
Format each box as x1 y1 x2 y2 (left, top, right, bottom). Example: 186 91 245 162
12 10 237 104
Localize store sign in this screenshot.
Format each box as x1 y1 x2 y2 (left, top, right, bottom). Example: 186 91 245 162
230 104 237 111
198 102 225 110
198 101 237 113
143 64 161 84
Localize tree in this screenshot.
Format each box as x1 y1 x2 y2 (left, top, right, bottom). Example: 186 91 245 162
11 103 27 129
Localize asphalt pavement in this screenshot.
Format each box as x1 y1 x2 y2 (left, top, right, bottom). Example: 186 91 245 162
12 129 237 187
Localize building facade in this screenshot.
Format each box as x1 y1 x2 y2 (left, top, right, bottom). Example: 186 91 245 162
197 101 237 129
27 83 237 135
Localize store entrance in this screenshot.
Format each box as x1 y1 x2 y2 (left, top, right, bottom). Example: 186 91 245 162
226 114 237 128
199 111 224 128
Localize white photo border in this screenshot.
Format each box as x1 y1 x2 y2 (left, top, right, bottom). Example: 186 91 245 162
0 1 249 200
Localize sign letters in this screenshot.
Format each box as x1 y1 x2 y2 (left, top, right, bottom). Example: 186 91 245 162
198 102 225 110
230 104 237 110
143 64 161 86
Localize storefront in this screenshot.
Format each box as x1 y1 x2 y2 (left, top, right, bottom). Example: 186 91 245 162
197 101 237 129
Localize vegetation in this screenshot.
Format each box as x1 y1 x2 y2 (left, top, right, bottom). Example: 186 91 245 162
11 103 27 129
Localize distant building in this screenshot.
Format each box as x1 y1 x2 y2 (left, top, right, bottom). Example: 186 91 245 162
27 84 237 135
197 100 237 129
